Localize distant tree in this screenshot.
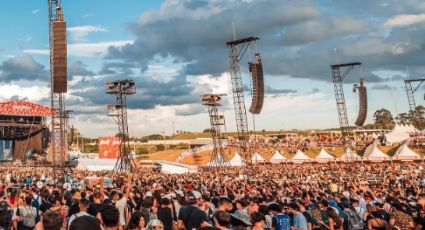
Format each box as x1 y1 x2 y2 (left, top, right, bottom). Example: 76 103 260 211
410 105 425 130
136 147 149 155
203 129 213 133
373 108 394 128
396 112 410 125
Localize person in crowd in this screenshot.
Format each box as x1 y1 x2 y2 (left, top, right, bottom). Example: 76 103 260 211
126 211 146 230
250 212 266 230
16 196 37 230
100 205 120 230
147 219 164 230
268 203 291 230
157 198 173 230
213 211 231 230
177 191 210 230
34 211 64 230
389 203 415 230
69 215 101 230
68 199 93 228
289 203 308 230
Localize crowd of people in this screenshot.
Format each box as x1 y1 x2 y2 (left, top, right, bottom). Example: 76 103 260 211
0 162 424 230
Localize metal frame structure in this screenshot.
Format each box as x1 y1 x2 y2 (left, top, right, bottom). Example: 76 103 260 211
404 79 425 114
330 62 362 138
226 36 259 165
201 94 229 169
48 0 68 170
106 80 136 172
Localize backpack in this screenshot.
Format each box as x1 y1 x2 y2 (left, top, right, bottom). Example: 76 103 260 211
343 210 363 230
274 214 291 230
22 206 36 228
33 196 41 222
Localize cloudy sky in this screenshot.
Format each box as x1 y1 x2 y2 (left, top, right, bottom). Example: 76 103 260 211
1 0 425 137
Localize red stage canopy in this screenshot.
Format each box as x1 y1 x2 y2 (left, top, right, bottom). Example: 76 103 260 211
0 101 54 117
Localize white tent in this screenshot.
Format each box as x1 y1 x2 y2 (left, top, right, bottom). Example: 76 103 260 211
291 150 311 163
363 144 391 161
407 124 419 133
315 149 335 162
339 148 362 161
77 158 117 171
252 152 265 164
270 151 286 164
229 153 243 166
394 144 421 161
385 124 410 144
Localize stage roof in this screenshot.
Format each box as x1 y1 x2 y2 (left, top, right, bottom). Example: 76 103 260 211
0 101 53 117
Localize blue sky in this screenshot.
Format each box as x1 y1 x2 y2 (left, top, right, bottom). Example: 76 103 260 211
0 0 424 137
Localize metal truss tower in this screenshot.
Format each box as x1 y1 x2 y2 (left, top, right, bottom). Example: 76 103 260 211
48 0 68 170
106 80 136 172
202 94 229 169
330 62 362 138
226 37 258 165
404 78 425 123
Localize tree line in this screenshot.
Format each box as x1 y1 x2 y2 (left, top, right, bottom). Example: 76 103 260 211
372 105 425 130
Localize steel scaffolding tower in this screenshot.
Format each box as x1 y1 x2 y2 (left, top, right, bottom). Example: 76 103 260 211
48 0 68 170
201 94 229 168
226 37 258 164
404 79 425 111
106 80 136 172
330 62 362 138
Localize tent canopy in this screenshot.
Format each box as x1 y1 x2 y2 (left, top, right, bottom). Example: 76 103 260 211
385 124 417 144
270 151 286 163
363 144 390 161
291 150 310 162
252 152 265 163
229 153 243 166
394 144 420 160
315 149 335 161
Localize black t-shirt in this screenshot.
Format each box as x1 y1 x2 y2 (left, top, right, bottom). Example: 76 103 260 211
87 203 101 217
39 202 52 214
158 207 173 230
178 205 208 230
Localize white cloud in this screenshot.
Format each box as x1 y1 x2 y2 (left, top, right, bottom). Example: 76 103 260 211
24 40 133 57
67 25 107 41
385 14 425 27
32 9 39 15
0 84 49 102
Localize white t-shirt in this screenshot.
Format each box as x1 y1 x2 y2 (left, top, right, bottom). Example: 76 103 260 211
116 197 127 226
